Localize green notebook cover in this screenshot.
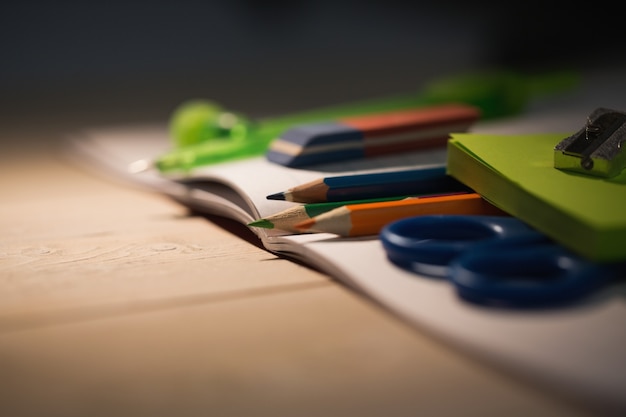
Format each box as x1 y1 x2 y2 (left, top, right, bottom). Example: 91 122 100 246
447 132 626 262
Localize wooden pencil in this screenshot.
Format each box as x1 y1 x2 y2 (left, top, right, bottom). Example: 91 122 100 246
266 165 470 203
248 191 469 232
248 196 410 232
294 193 507 236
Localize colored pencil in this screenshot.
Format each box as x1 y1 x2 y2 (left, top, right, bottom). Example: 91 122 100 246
266 165 470 203
248 196 407 232
265 104 480 167
294 193 507 236
248 192 470 232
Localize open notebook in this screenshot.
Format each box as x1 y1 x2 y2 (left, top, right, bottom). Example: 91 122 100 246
67 118 626 415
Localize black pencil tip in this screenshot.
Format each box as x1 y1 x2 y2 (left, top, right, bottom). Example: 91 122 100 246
266 192 286 200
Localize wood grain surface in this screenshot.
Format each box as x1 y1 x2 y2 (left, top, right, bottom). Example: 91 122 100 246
0 127 601 417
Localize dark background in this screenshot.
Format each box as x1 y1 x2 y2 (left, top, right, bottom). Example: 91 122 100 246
2 1 624 132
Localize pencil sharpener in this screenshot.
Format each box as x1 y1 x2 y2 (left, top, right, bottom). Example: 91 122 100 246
554 107 626 178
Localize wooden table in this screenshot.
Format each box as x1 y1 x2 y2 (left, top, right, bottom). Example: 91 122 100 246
0 123 599 417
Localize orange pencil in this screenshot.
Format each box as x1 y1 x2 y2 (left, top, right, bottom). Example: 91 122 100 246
294 193 507 236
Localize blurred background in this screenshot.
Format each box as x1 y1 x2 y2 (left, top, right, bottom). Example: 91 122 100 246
2 1 624 136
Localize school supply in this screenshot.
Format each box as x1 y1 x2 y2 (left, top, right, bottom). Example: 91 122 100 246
266 165 470 203
294 193 505 236
265 104 479 167
247 195 413 233
152 70 578 173
554 107 626 178
447 132 626 262
380 215 625 307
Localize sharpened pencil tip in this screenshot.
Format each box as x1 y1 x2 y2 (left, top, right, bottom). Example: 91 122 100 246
247 219 274 229
266 192 286 200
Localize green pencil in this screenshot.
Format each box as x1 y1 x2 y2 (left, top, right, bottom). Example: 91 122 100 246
248 196 413 232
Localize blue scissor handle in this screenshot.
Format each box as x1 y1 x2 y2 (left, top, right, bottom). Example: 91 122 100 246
380 215 617 307
380 215 539 278
450 239 614 307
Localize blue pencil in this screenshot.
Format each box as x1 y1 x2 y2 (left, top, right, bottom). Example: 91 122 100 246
266 165 471 203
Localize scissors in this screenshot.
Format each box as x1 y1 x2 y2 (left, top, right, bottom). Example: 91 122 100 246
380 215 624 307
